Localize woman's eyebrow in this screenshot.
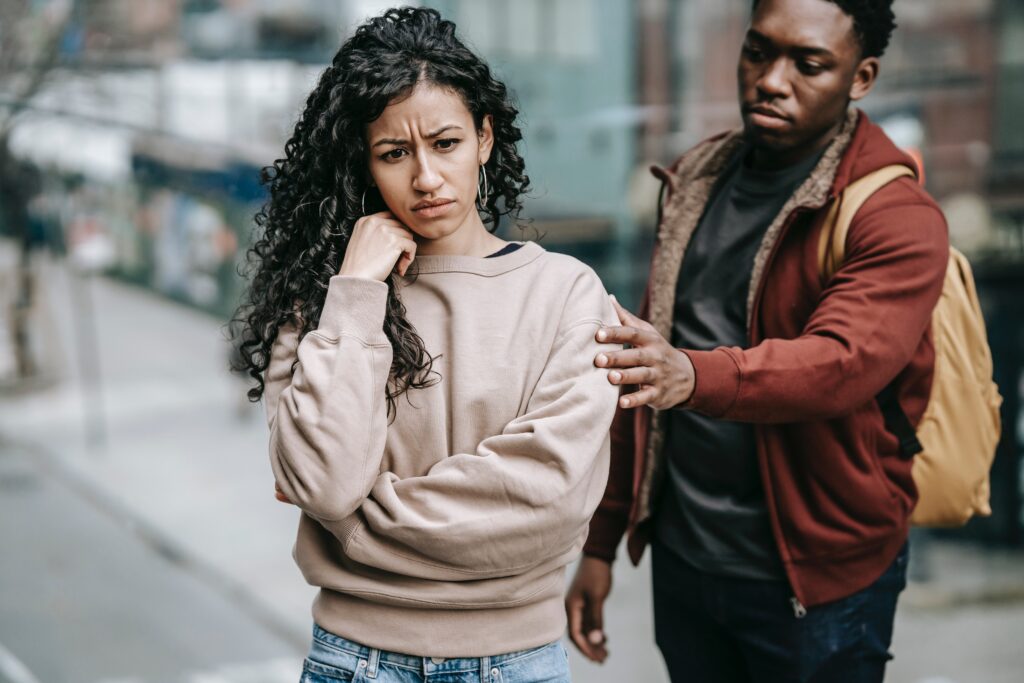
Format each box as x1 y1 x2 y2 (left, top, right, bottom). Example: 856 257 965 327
371 124 464 148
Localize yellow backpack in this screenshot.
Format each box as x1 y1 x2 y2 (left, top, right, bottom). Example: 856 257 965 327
818 165 1003 527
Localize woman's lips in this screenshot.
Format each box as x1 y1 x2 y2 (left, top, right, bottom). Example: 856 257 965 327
412 199 456 218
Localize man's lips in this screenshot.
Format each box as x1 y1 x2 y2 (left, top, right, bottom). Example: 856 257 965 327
745 104 792 131
745 104 791 120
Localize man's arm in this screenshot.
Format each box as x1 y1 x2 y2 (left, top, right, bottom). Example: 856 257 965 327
597 197 949 422
583 272 658 561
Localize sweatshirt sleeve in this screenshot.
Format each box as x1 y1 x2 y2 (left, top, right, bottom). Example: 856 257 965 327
684 191 949 423
319 269 621 581
263 276 393 522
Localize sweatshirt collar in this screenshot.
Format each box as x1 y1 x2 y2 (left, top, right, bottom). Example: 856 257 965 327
404 241 544 277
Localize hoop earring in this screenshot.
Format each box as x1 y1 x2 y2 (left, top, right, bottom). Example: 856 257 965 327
477 166 489 207
361 188 368 215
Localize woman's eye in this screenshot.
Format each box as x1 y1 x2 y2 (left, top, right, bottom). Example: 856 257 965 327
380 148 406 161
436 138 459 150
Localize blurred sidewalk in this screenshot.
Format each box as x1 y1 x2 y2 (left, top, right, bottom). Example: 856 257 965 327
0 243 313 682
1 242 1023 683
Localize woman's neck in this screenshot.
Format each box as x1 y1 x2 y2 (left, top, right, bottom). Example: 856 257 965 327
415 212 507 257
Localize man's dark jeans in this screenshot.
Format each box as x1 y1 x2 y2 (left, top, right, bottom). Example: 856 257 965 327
651 538 909 682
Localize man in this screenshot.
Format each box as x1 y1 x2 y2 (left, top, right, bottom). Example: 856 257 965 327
566 1 949 681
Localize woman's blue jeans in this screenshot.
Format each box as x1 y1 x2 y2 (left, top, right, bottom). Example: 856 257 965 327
299 624 571 683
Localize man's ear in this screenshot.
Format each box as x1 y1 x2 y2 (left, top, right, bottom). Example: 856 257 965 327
849 57 880 102
478 114 495 165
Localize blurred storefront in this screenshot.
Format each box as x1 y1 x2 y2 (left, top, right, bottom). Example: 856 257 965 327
3 0 1022 542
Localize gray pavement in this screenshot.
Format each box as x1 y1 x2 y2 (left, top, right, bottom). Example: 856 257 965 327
1 244 1023 682
0 441 301 683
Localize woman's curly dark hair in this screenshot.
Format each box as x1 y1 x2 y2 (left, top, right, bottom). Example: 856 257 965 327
232 6 530 412
752 0 896 58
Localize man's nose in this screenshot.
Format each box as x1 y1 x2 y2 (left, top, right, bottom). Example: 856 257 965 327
756 59 793 99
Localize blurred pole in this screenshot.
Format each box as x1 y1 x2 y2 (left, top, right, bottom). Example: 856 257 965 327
637 0 672 162
66 266 106 449
12 234 37 378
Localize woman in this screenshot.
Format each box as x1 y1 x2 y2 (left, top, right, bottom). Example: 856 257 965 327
234 8 619 683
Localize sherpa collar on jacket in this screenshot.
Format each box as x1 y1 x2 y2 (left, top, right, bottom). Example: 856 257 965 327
635 108 861 526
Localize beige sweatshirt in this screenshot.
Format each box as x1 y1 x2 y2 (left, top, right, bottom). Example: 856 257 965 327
264 242 620 657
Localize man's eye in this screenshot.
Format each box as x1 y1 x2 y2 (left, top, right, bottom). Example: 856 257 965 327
799 61 825 75
743 45 765 61
436 138 460 150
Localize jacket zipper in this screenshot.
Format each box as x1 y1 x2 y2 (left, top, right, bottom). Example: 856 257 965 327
748 204 828 624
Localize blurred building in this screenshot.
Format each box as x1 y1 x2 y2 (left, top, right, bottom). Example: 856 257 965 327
647 0 1020 256
4 0 1022 541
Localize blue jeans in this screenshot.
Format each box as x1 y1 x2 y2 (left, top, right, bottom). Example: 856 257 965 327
300 624 571 683
651 539 909 683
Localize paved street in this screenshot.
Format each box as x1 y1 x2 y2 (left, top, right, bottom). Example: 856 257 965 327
1 248 1022 682
0 442 301 683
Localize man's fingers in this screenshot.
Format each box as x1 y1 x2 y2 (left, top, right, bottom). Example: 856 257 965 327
583 598 608 663
566 595 600 661
609 294 637 325
607 366 654 386
596 325 647 346
595 348 650 369
610 294 653 331
619 385 658 409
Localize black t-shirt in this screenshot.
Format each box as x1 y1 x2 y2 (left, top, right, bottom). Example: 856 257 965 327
486 242 523 258
654 146 823 580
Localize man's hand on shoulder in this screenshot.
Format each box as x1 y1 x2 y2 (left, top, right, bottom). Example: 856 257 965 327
595 296 696 410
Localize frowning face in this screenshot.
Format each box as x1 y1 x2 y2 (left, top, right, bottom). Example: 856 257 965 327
367 82 494 246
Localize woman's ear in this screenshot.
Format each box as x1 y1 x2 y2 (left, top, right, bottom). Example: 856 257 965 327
478 114 495 165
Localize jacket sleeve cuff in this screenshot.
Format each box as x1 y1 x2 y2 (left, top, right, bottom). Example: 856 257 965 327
681 348 741 418
583 506 629 563
317 276 389 344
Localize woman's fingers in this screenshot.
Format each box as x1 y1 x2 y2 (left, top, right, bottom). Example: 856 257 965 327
274 484 294 505
339 213 418 280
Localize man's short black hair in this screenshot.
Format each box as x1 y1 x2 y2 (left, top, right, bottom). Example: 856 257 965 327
752 0 897 59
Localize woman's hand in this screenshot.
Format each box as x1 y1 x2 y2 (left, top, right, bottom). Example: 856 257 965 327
338 211 417 280
274 482 293 505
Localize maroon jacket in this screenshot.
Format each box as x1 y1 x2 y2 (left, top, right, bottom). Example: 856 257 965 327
583 110 949 606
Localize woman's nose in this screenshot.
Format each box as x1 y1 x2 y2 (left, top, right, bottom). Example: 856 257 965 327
412 156 443 193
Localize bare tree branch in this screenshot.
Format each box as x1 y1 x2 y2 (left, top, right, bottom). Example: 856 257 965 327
0 0 75 137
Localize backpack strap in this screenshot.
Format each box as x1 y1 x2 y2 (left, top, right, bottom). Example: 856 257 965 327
817 165 917 284
817 164 923 459
878 383 924 459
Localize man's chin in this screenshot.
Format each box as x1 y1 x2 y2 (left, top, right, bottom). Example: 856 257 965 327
743 124 793 150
